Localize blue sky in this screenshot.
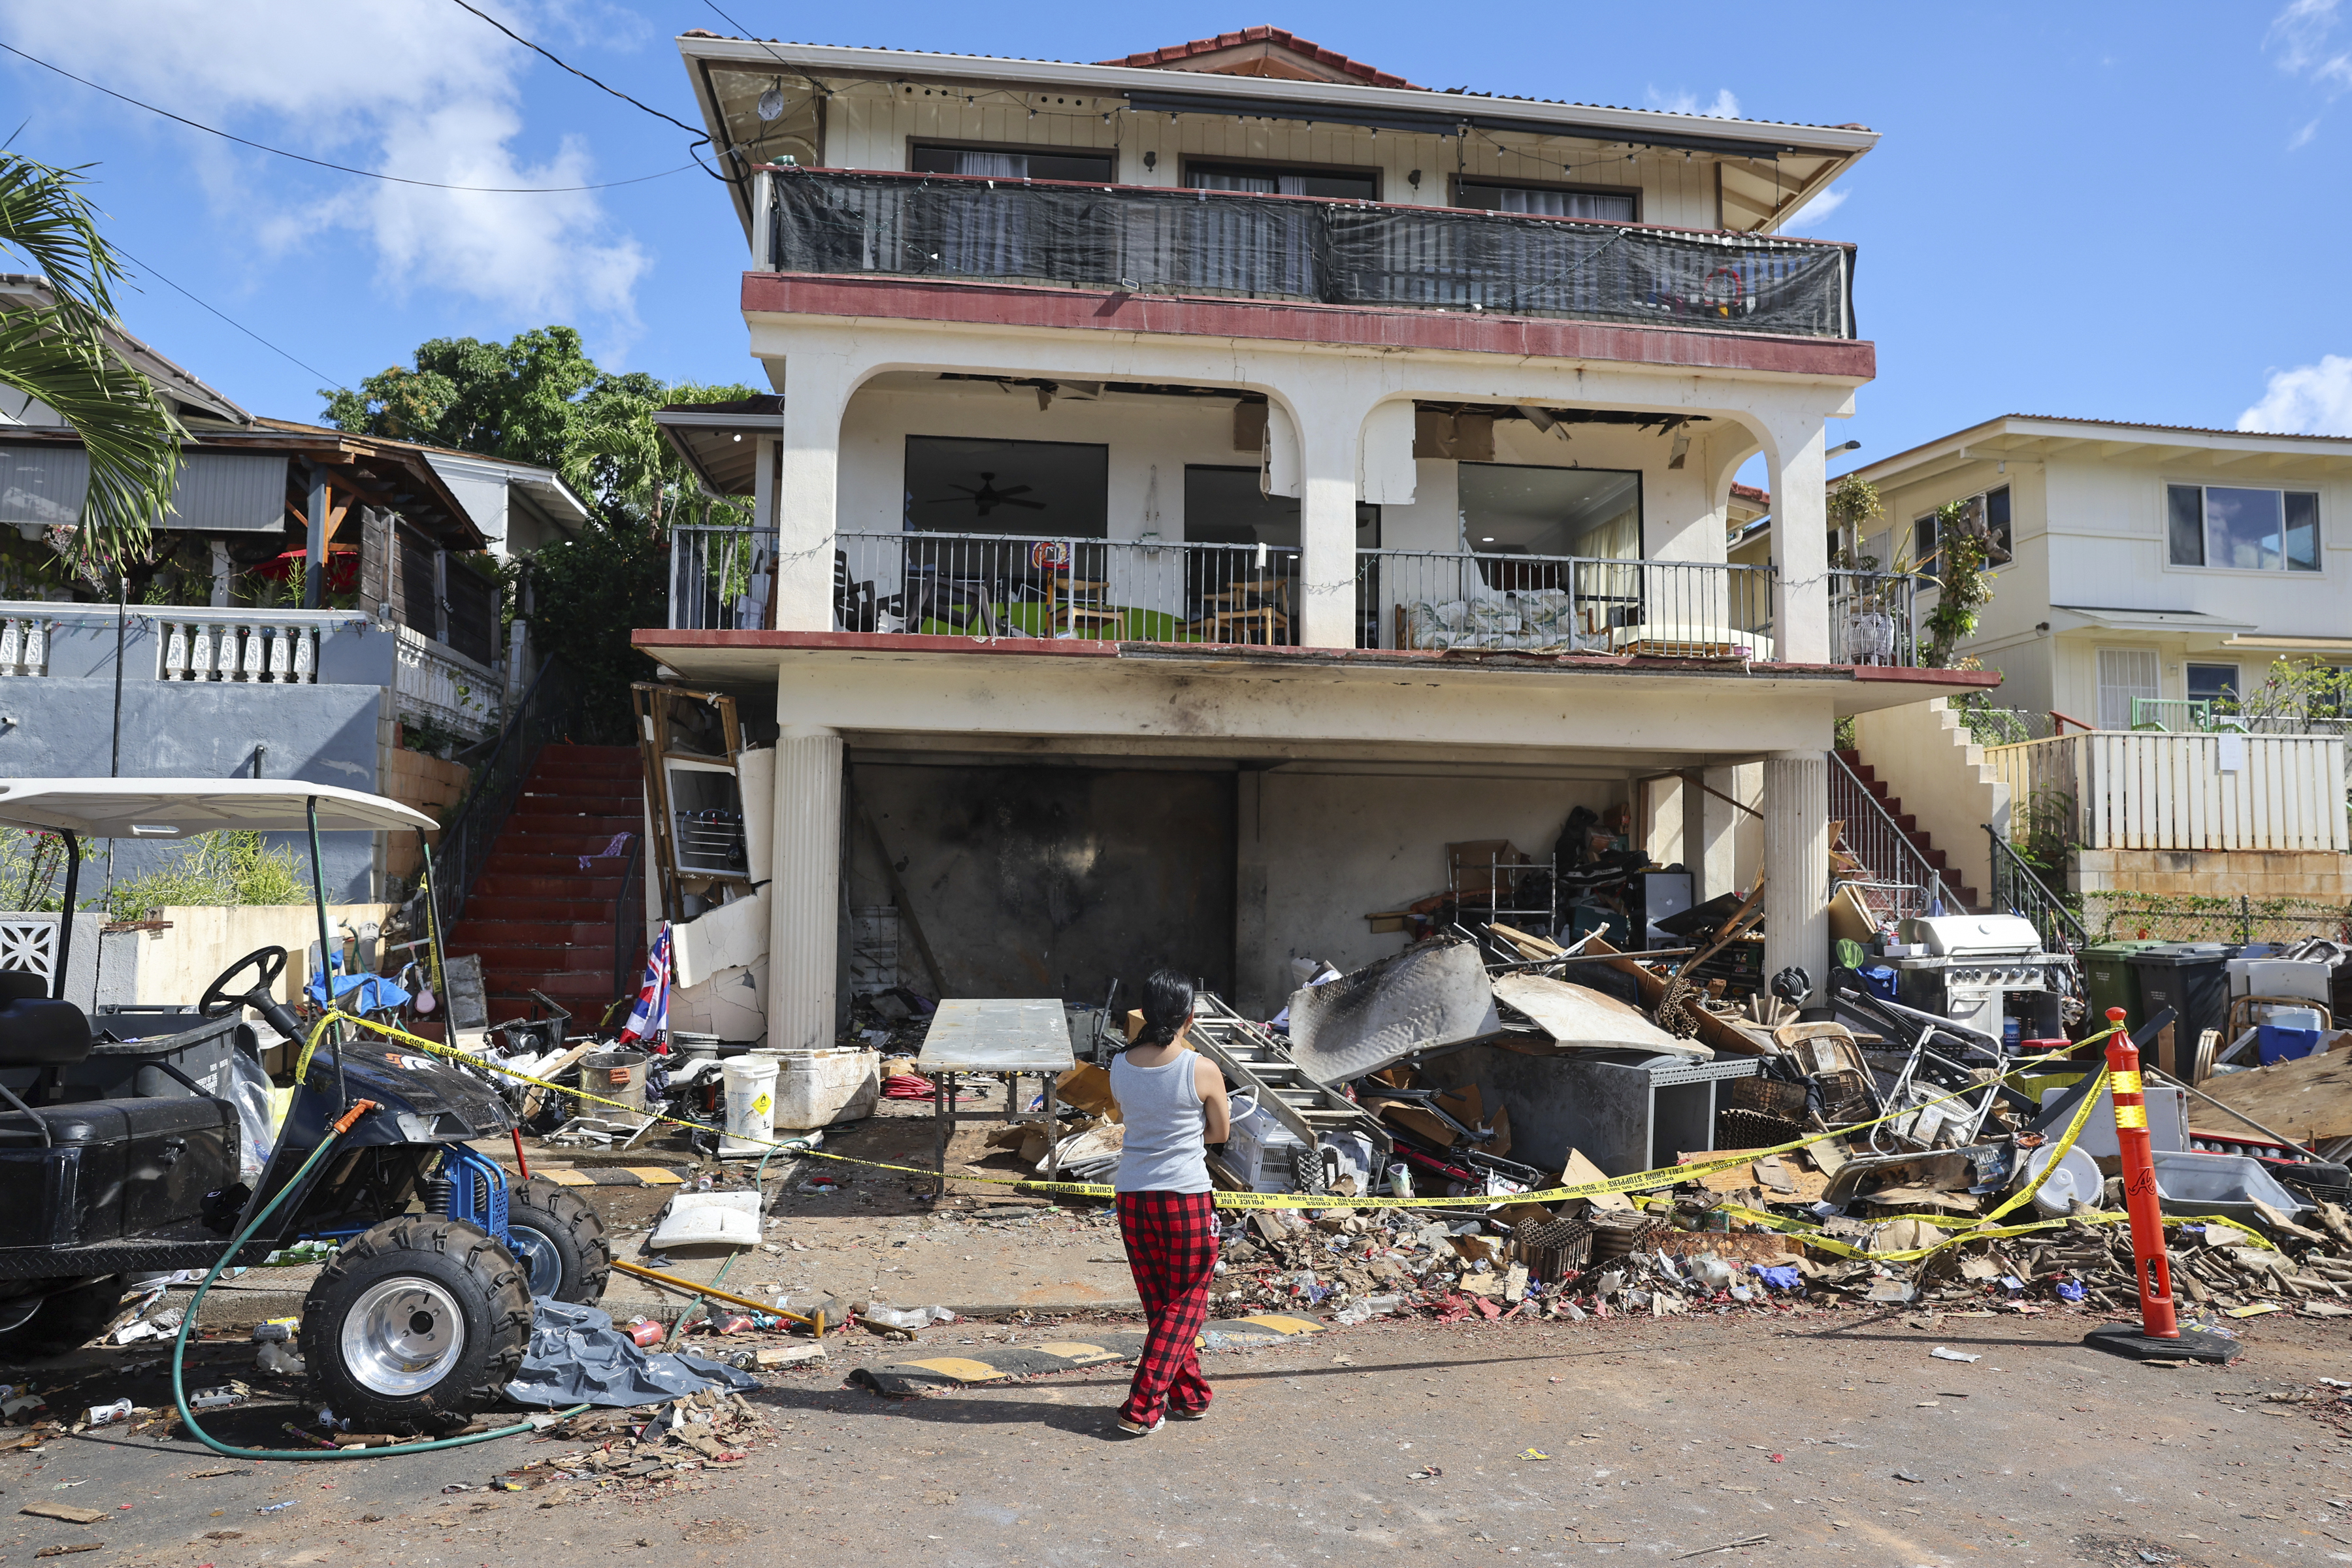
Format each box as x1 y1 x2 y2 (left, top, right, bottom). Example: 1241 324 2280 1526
6 1 2352 476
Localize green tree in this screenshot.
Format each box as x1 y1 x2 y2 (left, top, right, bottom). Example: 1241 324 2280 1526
0 150 182 575
325 332 759 736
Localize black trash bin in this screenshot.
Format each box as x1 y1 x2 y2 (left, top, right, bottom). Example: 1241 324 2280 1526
2127 945 2233 1079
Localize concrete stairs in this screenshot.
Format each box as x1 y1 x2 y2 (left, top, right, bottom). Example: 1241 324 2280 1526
448 743 642 1022
1834 749 1983 913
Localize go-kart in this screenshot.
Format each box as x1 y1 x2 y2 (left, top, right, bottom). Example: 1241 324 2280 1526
0 780 608 1431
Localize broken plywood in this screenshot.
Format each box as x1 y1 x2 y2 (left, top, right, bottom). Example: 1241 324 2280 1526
1492 972 1711 1060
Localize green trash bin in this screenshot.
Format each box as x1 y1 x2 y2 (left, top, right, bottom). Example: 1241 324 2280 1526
2082 941 2166 1030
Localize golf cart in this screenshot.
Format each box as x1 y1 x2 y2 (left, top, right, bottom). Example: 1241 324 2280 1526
0 779 608 1431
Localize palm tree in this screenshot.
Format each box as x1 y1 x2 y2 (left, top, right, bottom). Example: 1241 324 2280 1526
0 150 180 574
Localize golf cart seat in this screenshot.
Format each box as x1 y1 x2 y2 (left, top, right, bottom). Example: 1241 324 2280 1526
0 972 93 1067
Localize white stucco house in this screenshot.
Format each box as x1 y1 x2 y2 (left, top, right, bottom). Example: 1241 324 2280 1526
1847 416 2352 902
634 27 1997 1045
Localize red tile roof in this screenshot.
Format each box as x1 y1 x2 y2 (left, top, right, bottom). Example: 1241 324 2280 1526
1100 27 1422 91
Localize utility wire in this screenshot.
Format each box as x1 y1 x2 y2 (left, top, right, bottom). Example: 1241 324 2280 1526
445 0 711 139
110 241 351 393
0 39 699 193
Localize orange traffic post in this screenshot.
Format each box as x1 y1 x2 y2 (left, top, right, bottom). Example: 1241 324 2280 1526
2083 1007 2235 1364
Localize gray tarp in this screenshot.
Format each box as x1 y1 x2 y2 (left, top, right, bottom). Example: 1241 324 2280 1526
502 1299 759 1409
1284 941 1502 1086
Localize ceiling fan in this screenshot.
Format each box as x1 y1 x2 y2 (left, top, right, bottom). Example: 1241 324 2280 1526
927 472 1045 518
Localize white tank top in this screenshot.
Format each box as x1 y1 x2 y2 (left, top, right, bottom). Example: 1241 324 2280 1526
1109 1049 1213 1194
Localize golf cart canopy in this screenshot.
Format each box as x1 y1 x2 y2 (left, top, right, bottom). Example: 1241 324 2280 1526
0 779 436 838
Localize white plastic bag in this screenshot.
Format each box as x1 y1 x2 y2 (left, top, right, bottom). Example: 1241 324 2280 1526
222 1044 276 1183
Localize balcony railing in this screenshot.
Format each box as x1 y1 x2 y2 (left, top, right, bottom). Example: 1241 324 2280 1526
836 531 1302 644
1356 549 1774 656
764 167 1855 338
672 524 778 632
1827 570 1918 666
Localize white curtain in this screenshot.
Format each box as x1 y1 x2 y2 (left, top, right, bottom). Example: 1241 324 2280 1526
953 151 1026 178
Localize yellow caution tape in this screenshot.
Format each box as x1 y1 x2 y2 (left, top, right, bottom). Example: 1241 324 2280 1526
295 1009 2126 1220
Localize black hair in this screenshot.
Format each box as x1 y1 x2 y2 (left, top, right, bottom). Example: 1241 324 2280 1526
1133 968 1196 1049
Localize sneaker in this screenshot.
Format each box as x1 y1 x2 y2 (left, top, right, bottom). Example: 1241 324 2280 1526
1168 1403 1209 1421
1115 1413 1165 1436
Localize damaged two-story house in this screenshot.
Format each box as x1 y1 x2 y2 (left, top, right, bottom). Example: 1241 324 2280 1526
634 27 1998 1046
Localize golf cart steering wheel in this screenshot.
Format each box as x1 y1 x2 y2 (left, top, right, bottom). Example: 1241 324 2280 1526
200 946 288 1019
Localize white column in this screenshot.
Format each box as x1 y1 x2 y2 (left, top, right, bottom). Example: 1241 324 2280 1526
774 351 857 632
1282 391 1364 651
766 723 844 1051
1769 423 1830 664
1762 751 1830 1004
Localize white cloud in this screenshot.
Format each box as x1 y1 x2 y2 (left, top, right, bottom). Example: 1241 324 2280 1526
1781 184 1849 234
0 0 647 331
1644 86 1742 120
2272 0 2352 87
2238 355 2352 435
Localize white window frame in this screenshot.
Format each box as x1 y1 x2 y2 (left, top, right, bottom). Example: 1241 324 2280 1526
2163 480 2324 575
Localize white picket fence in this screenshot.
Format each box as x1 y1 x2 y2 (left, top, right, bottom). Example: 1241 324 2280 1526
1986 730 2349 853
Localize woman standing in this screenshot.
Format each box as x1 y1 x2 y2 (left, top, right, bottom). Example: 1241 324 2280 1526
1108 968 1231 1436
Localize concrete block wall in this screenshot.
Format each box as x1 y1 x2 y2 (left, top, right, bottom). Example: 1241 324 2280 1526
2072 849 2352 901
380 743 473 885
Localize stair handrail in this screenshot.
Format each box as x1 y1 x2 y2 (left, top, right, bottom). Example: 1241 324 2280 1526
1827 749 1956 919
1984 824 2089 955
427 656 580 938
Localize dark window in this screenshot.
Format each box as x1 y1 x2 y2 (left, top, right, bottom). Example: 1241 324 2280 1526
2168 483 2204 566
909 143 1116 184
1454 178 1635 221
2287 490 2322 572
1914 511 1938 568
1186 161 1377 201
1181 466 1379 547
2186 662 2240 706
444 563 499 668
2168 483 2323 572
904 436 1108 537
1983 485 2012 559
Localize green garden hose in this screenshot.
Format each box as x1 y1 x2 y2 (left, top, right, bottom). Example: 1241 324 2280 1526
169 1100 589 1461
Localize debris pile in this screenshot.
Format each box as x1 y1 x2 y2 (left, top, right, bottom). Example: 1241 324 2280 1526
492 1390 782 1500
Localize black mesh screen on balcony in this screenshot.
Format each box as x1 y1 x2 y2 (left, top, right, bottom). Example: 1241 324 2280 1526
769 171 1852 338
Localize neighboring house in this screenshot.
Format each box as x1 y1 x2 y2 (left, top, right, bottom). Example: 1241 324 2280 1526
1845 416 2352 902
0 282 586 900
636 27 1996 1046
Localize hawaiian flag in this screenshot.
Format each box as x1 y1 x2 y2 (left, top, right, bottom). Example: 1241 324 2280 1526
618 925 672 1044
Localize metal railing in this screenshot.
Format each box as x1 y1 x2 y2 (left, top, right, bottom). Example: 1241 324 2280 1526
2128 695 2352 738
835 531 1302 644
1985 825 2087 955
429 657 578 935
1827 570 1918 666
1956 706 2053 747
671 524 778 632
1829 749 1955 924
1356 549 1774 655
765 167 1857 338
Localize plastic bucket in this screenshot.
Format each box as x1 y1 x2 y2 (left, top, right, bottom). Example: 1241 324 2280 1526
721 1054 781 1156
581 1048 649 1125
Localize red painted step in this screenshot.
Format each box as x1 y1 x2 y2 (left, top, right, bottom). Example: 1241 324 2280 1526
444 743 646 1022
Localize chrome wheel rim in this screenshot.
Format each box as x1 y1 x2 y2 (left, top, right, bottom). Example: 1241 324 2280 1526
340 1277 464 1396
506 1224 564 1298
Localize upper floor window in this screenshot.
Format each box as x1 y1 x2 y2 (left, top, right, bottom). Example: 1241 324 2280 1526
1185 160 1378 201
910 142 1116 184
2167 483 2320 572
1454 178 1636 223
1912 485 2010 569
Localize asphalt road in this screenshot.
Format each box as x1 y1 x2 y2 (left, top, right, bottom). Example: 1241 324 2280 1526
5 1305 2349 1568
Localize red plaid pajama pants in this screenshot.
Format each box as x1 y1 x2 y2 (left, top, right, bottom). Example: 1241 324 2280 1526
1116 1189 1218 1424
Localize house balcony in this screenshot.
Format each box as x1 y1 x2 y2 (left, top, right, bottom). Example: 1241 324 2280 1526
670 525 1925 668
757 167 1857 342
